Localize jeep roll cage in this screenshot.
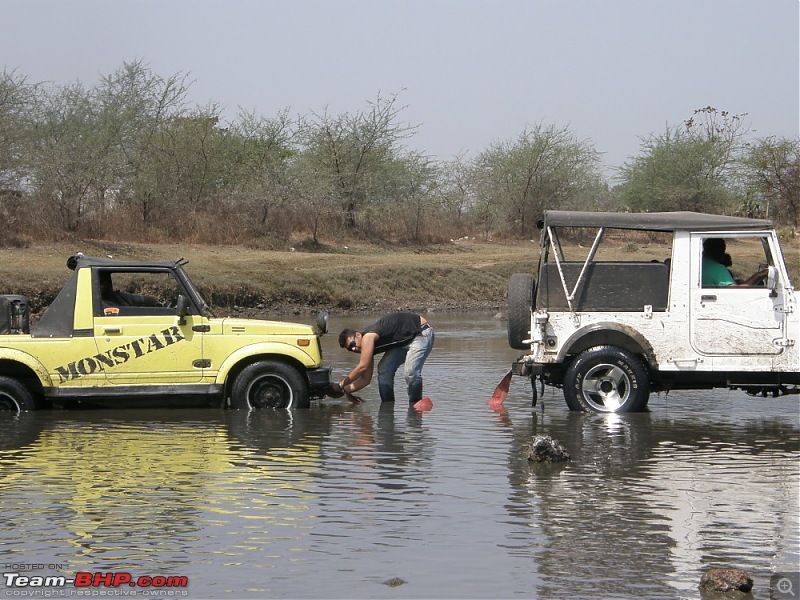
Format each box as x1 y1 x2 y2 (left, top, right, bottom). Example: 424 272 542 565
538 211 777 314
539 210 772 233
32 254 214 338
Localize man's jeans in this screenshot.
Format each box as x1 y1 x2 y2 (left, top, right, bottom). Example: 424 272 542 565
376 325 435 403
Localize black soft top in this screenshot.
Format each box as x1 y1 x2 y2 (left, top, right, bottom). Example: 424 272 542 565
68 254 183 271
543 210 773 232
34 255 190 338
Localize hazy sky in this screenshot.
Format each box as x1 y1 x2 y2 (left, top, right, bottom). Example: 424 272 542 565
2 0 798 175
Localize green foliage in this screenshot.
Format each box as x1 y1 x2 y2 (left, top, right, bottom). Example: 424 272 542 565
617 107 748 214
3 64 800 247
472 123 602 237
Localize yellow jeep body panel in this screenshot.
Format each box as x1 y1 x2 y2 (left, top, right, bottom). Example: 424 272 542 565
0 255 330 410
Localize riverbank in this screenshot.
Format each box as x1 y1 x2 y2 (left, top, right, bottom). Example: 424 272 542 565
0 239 536 318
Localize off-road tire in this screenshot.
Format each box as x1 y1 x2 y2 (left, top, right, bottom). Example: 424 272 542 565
508 273 536 350
230 361 309 410
563 346 650 413
0 376 36 412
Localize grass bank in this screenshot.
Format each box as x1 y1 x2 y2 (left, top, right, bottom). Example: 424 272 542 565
0 239 537 317
2 235 797 318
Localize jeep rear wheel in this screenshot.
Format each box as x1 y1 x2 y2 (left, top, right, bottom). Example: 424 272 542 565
563 346 650 413
508 273 536 350
231 361 310 410
0 377 36 413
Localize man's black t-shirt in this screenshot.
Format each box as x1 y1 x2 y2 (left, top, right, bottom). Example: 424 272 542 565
363 312 423 354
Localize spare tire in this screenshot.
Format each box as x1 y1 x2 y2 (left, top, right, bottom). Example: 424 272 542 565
508 273 536 350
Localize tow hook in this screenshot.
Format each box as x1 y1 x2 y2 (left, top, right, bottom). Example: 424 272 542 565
512 360 531 377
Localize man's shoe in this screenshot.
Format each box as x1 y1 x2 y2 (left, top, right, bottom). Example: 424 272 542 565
412 398 433 411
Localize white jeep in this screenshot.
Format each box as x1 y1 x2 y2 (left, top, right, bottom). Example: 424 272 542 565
508 210 799 412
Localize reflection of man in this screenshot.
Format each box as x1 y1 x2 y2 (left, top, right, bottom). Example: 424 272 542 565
701 238 768 287
98 273 160 307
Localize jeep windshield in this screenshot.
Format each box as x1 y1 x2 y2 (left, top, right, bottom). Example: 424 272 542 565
173 261 215 318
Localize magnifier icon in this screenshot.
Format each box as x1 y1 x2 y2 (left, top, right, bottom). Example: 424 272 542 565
777 577 796 597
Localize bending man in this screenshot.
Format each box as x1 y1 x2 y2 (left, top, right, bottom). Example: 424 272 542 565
334 312 434 406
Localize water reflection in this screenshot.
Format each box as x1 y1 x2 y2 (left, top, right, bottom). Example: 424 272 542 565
0 312 797 599
496 392 798 599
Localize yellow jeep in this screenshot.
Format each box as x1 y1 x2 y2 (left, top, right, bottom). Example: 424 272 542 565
0 254 331 411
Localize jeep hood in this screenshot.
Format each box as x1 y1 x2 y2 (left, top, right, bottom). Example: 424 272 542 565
215 317 316 336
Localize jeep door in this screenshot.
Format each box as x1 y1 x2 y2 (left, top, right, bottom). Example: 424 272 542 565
690 233 787 356
91 270 206 385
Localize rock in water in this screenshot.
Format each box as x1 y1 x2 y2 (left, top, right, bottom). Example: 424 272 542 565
699 568 754 593
527 435 570 462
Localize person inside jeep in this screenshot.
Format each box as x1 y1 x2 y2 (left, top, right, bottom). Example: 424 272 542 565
702 238 768 287
99 272 161 308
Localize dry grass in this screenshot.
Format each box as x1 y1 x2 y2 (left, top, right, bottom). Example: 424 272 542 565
1 235 796 316
0 239 538 315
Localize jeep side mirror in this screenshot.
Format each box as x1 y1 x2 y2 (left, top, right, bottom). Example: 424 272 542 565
316 311 329 335
176 294 188 325
767 266 779 296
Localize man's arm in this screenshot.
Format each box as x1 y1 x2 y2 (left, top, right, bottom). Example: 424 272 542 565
736 268 769 287
342 332 377 392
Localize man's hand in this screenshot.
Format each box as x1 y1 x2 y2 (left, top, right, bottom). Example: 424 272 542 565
344 391 364 405
326 382 344 398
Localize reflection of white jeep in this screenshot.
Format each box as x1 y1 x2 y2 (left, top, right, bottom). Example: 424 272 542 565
508 211 799 412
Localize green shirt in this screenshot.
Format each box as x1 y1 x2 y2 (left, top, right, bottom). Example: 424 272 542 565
702 257 735 287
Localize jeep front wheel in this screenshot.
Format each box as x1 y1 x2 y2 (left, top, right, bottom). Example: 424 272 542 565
231 361 310 410
563 346 650 413
0 377 36 412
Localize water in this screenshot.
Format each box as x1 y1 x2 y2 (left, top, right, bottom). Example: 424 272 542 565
0 312 797 599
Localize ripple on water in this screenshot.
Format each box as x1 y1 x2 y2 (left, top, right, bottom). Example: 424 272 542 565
0 315 797 599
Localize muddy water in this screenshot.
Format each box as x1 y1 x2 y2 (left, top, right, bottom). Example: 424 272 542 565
0 312 797 599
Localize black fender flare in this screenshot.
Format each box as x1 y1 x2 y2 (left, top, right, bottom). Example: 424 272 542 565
556 321 658 369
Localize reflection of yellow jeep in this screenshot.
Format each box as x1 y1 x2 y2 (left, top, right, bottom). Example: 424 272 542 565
0 254 331 411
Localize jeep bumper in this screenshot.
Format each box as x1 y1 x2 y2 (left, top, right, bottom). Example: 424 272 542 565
512 359 543 377
307 366 333 396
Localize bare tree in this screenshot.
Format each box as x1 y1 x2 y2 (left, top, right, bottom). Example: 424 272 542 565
96 60 192 226
0 70 36 191
435 153 475 237
227 108 296 239
742 136 800 227
297 92 418 231
27 81 121 233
